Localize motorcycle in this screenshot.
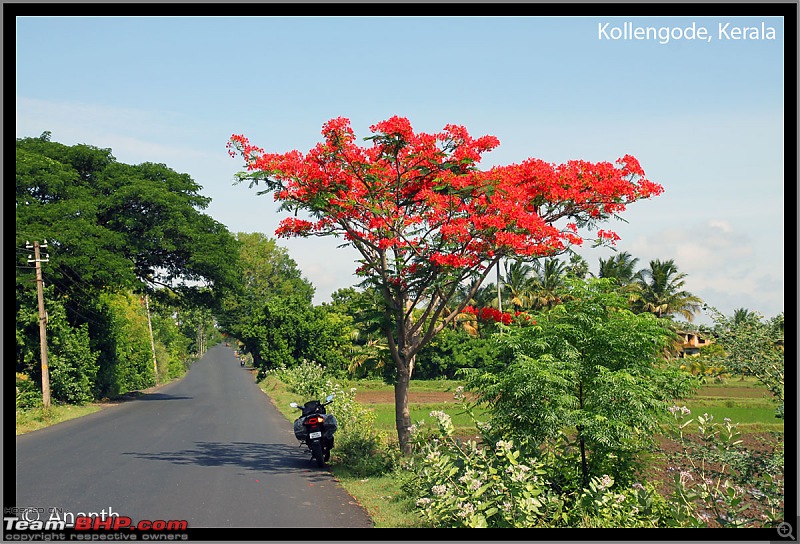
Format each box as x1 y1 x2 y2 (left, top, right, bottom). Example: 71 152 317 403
290 394 338 467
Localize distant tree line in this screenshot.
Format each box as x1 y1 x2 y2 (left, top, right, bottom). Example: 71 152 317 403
17 134 783 420
16 132 238 406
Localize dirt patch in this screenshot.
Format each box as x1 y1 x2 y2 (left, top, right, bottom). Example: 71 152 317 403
355 390 457 404
695 387 775 399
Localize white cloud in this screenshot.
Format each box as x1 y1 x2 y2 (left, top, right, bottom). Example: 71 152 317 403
617 219 783 321
16 97 210 167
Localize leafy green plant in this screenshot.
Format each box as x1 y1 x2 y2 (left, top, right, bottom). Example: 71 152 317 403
16 373 42 411
463 277 696 488
268 361 398 476
664 406 784 528
400 391 672 528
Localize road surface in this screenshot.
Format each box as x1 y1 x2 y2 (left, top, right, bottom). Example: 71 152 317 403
14 344 373 535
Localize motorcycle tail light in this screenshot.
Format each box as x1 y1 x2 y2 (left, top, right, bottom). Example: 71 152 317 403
307 416 323 425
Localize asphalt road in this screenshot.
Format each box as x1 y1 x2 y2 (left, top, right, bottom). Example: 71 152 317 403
14 344 374 531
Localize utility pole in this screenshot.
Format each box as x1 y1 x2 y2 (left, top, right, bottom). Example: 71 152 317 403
496 259 503 312
27 240 51 408
144 294 158 384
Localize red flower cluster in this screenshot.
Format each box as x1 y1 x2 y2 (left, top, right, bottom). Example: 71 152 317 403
462 306 513 325
228 116 663 292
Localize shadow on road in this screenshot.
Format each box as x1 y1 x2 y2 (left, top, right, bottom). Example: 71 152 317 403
133 393 194 401
122 441 331 478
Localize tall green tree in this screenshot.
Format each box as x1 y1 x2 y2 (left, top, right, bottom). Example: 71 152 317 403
501 259 535 311
529 257 568 311
565 252 590 280
16 133 239 400
16 133 240 304
597 251 639 285
463 278 695 489
245 294 348 379
217 232 315 358
708 308 784 418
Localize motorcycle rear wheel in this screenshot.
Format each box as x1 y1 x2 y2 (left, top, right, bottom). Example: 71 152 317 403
310 440 325 467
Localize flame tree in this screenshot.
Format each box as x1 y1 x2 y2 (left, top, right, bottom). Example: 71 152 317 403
228 116 664 453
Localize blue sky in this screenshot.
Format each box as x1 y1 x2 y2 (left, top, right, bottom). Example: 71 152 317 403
15 14 787 324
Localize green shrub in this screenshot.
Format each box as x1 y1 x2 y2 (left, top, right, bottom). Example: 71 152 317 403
16 373 42 411
269 361 399 477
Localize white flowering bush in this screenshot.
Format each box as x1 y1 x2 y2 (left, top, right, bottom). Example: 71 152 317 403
401 422 566 528
572 475 668 528
401 406 680 528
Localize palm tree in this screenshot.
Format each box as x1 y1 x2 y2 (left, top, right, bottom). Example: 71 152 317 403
633 258 703 321
598 251 640 285
529 257 568 311
502 259 535 311
732 307 760 325
598 251 642 307
566 252 590 280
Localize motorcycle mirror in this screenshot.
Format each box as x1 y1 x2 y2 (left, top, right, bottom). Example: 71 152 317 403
289 402 299 408
325 394 334 402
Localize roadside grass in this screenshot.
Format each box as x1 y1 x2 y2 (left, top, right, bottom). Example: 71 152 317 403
16 404 103 435
327 468 423 528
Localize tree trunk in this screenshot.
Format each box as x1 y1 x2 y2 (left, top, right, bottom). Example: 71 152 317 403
578 426 589 489
578 382 588 488
395 360 413 455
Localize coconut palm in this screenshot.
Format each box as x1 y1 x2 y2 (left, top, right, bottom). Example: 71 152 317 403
598 251 640 285
633 259 703 321
529 257 568 311
566 252 590 280
732 307 760 325
501 259 536 311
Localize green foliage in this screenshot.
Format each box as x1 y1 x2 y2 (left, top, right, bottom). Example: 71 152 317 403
706 308 784 419
244 295 348 380
402 432 566 528
270 361 398 476
16 374 42 411
15 284 100 405
633 258 703 321
679 342 727 382
319 287 392 379
400 387 780 528
48 321 98 405
149 305 192 380
463 277 696 488
400 395 672 528
16 136 239 300
415 327 499 380
94 291 156 397
16 134 237 404
219 232 330 373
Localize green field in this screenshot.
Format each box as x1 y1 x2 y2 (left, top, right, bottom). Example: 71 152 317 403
681 377 783 431
345 376 784 435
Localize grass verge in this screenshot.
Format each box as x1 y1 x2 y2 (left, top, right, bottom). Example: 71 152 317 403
16 404 103 435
